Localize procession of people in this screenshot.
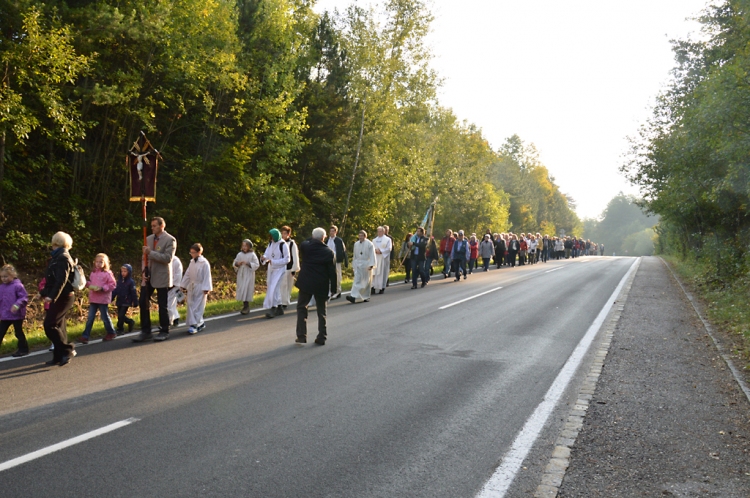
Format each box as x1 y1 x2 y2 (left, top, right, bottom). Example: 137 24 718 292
0 216 601 365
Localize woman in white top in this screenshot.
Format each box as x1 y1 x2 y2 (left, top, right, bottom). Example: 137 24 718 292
234 239 260 314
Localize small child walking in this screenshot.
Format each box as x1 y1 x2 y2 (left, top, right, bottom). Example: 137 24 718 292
81 253 117 343
180 243 213 334
112 264 138 335
0 265 30 357
233 239 259 315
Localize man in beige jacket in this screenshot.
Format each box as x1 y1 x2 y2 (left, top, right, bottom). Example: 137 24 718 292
133 216 176 342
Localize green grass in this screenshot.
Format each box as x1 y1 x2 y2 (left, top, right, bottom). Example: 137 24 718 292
0 271 407 355
662 255 750 370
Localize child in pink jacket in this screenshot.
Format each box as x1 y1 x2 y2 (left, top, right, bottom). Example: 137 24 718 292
80 253 117 343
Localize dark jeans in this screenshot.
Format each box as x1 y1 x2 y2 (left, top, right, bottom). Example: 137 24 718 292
404 258 411 281
482 257 491 271
468 258 478 272
44 292 76 360
140 283 169 333
411 258 428 285
1 319 27 352
117 305 135 331
82 303 116 338
296 290 328 341
508 251 518 267
452 258 467 278
442 252 452 275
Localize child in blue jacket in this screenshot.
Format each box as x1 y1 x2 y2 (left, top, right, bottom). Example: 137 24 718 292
112 264 138 334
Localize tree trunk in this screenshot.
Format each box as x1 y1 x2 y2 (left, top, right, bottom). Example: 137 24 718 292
0 130 5 205
340 103 366 237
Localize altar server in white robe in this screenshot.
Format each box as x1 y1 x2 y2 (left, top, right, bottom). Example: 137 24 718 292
262 228 290 318
279 226 300 308
346 230 376 304
234 239 260 314
167 255 184 326
371 226 392 294
180 243 213 334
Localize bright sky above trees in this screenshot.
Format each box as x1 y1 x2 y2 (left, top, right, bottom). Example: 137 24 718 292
315 0 709 219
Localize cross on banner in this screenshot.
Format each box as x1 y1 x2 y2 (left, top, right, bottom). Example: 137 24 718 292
128 131 161 202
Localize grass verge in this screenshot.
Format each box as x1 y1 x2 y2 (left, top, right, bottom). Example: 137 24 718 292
662 255 750 371
0 272 407 355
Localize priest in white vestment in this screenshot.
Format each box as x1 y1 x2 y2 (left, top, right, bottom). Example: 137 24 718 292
347 230 376 304
167 256 183 326
279 226 300 307
233 239 260 314
180 243 213 334
371 226 392 294
262 228 290 318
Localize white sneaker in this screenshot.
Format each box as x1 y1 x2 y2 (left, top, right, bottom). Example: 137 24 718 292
49 345 54 351
187 327 197 335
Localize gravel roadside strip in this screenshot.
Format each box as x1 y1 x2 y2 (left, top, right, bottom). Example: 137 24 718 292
556 256 750 497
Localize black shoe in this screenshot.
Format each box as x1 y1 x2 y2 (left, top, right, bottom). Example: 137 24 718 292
378 289 384 294
116 328 125 336
241 303 250 315
45 358 61 366
455 277 460 281
314 338 325 346
331 293 341 300
59 356 72 367
265 310 276 318
277 305 284 316
282 305 287 309
295 337 306 344
12 350 29 357
421 282 427 288
363 299 369 302
132 333 154 343
172 318 179 327
346 296 356 303
371 287 376 295
127 320 135 333
196 323 206 332
153 332 169 342
411 285 417 289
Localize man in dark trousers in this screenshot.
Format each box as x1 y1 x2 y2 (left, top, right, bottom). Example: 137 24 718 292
408 226 429 289
134 216 176 342
295 227 337 346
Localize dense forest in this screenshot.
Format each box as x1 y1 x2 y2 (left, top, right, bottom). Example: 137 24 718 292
583 194 658 257
623 0 750 278
0 0 580 270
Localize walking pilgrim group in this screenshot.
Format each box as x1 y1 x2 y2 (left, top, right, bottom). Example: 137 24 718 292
5 214 602 365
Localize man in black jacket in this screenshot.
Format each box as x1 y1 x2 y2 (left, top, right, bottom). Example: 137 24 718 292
295 228 338 345
325 225 348 299
408 226 429 289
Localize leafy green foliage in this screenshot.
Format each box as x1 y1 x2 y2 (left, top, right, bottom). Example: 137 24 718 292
0 0 579 273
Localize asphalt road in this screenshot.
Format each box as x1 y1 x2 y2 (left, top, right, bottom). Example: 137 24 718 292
0 256 635 497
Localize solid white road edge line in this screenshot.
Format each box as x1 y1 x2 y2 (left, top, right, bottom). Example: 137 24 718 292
476 257 640 498
438 287 503 310
0 418 139 472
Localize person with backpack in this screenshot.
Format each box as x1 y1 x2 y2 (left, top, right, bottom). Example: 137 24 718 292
40 231 78 366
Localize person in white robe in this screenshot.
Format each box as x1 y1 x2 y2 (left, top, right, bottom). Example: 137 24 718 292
167 256 184 326
262 228 290 318
279 226 300 308
180 243 213 334
234 239 260 314
371 226 392 294
346 230 376 304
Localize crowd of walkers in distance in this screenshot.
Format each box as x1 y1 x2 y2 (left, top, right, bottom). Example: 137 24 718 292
396 229 603 287
0 219 602 363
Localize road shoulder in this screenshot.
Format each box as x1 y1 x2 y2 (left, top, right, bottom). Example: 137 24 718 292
556 256 750 497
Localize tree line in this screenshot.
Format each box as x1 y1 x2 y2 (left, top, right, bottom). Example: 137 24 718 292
623 0 750 277
0 0 581 270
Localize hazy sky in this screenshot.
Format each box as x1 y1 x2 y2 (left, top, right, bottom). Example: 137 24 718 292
313 0 709 219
